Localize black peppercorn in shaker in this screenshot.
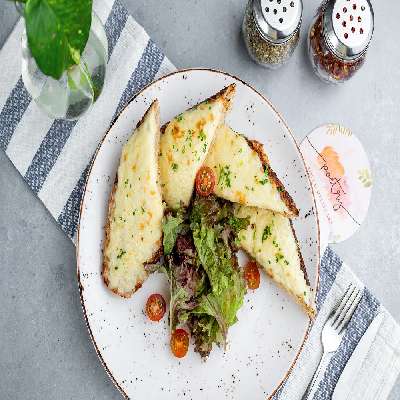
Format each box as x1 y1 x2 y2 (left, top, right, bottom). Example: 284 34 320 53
308 0 374 83
242 0 303 69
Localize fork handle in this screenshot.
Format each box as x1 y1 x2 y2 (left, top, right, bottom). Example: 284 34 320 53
304 352 329 400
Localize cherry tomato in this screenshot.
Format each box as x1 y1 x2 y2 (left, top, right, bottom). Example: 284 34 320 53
195 166 216 197
244 261 260 290
170 328 189 358
146 294 166 322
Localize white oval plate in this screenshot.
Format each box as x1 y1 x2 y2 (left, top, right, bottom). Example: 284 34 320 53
77 69 320 400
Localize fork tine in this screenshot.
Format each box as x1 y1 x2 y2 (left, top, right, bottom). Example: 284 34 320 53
332 285 359 329
337 289 363 333
331 284 356 325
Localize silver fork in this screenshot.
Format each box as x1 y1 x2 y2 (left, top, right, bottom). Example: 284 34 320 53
304 283 364 400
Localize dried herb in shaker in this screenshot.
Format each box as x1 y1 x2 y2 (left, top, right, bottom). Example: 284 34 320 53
308 0 374 84
242 0 303 69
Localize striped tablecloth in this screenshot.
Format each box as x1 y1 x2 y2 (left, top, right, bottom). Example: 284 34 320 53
0 1 399 399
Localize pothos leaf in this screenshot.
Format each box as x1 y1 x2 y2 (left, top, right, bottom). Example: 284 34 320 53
24 0 92 79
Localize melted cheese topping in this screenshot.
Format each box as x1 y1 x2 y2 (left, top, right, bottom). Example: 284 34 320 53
235 205 314 315
204 125 291 215
159 101 226 209
104 104 163 296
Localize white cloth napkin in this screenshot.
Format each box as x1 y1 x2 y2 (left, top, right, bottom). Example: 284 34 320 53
0 0 399 399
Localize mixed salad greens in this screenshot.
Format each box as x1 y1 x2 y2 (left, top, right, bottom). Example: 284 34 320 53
162 195 250 358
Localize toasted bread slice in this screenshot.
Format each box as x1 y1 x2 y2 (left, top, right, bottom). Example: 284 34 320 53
204 125 298 217
103 101 164 298
234 205 315 317
159 84 236 210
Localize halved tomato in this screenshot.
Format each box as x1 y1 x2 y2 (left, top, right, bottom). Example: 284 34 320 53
170 328 189 358
244 261 260 290
146 294 166 322
195 166 216 196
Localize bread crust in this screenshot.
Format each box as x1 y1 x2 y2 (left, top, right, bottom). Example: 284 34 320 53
102 100 163 298
246 138 299 217
160 83 236 135
289 220 315 318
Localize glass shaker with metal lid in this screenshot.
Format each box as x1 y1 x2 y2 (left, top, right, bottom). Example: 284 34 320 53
308 0 374 83
242 0 303 69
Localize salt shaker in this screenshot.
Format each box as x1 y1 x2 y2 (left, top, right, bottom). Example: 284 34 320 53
242 0 303 69
308 0 374 84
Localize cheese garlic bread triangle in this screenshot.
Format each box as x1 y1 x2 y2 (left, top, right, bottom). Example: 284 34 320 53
204 125 298 217
103 101 164 298
159 84 236 210
234 205 315 317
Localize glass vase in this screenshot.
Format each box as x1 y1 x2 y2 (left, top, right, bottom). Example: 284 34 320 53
19 8 108 120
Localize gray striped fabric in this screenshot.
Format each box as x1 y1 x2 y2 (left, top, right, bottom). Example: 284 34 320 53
0 1 399 399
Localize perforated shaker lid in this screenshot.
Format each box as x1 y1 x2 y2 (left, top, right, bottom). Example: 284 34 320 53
300 124 372 253
252 0 303 43
323 0 374 60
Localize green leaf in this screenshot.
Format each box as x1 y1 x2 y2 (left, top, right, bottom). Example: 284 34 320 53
227 216 250 234
193 271 245 347
192 224 231 294
24 0 92 79
162 211 185 255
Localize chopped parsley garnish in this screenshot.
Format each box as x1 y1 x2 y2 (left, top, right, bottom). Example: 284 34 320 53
141 206 146 214
132 209 136 216
262 225 272 242
277 186 284 192
275 252 284 263
171 163 178 171
124 178 129 186
257 167 269 185
198 130 206 141
185 130 193 144
176 114 183 122
202 142 208 153
218 165 232 188
117 249 126 259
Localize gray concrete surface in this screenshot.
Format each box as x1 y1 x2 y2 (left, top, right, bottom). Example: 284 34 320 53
0 1 399 399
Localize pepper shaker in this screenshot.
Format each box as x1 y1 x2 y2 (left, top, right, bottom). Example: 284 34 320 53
308 0 374 83
242 0 303 69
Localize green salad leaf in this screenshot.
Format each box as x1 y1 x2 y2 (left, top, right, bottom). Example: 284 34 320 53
24 0 93 79
188 314 221 357
192 271 245 347
162 210 185 255
192 224 232 294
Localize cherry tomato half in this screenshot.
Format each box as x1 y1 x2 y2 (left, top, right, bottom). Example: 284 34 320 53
146 294 166 322
170 328 189 358
244 261 260 290
195 166 216 197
